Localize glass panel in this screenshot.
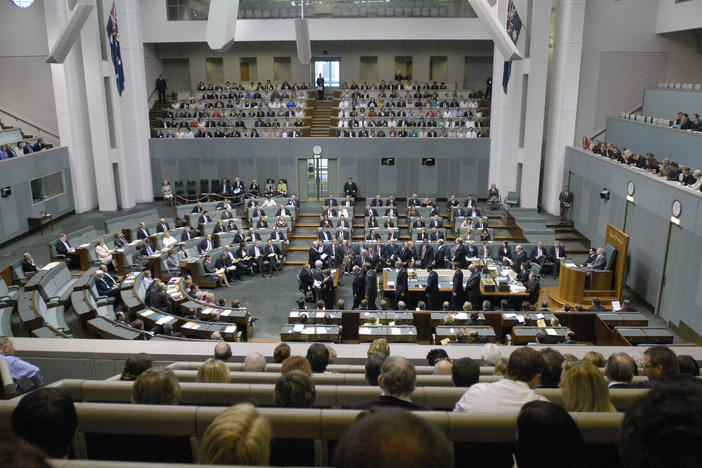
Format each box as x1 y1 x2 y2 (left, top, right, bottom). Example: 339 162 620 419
237 1 476 19
30 171 65 204
314 61 340 88
167 0 209 20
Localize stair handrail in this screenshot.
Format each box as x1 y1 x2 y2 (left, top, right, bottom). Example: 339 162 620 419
0 106 60 144
590 102 643 142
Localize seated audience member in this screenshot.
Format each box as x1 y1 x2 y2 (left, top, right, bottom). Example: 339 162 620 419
352 356 428 410
516 401 586 468
451 357 480 387
334 408 454 468
563 330 578 344
605 352 636 388
0 436 52 467
0 337 43 393
367 338 390 357
11 387 77 459
365 352 388 386
197 358 231 383
481 343 501 365
426 348 450 366
199 403 272 466
120 353 153 381
273 342 291 363
678 355 700 376
494 358 508 376
281 356 312 376
641 345 689 387
619 380 702 468
275 370 316 407
95 269 120 297
583 350 606 368
538 348 565 388
131 367 180 405
244 352 267 372
21 252 39 277
433 359 453 375
560 360 615 412
454 347 547 412
214 342 232 362
306 343 330 373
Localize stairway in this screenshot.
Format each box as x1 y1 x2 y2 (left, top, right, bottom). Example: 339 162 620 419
286 202 325 266
309 100 336 137
148 100 172 130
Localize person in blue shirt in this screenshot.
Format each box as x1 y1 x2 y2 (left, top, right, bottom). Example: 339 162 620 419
0 336 43 393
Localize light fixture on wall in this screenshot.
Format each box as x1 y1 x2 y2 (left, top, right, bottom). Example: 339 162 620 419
295 2 311 64
600 188 610 201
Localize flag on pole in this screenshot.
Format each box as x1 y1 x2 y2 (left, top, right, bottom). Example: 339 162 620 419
106 2 125 96
502 0 522 94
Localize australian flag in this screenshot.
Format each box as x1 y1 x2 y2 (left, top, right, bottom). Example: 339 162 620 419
502 0 522 94
106 2 125 96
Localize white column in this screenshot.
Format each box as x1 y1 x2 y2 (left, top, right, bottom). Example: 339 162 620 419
44 0 98 213
541 0 586 215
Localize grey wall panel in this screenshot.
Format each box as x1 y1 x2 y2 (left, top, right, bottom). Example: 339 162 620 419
605 118 702 170
149 139 491 200
565 147 702 336
642 88 702 120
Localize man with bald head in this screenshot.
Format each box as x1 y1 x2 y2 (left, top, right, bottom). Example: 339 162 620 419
351 356 427 410
213 342 232 362
433 359 453 376
244 352 267 372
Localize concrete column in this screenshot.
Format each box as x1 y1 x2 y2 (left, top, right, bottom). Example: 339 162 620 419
44 0 98 213
541 0 586 214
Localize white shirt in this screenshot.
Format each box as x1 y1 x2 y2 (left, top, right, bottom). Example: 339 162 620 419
453 378 547 413
162 236 177 249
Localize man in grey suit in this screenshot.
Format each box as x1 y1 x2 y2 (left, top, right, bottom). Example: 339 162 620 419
585 248 606 270
559 186 573 224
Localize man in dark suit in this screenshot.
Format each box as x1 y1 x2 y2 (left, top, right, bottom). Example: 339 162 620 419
21 252 39 276
320 269 335 309
248 240 267 276
425 266 440 310
531 241 548 267
549 240 566 278
411 216 425 230
434 239 448 268
365 264 378 310
465 240 479 259
343 178 358 198
429 227 444 242
399 242 413 266
324 239 344 268
407 193 421 207
386 227 399 242
252 206 266 219
479 241 491 260
468 206 481 218
588 298 606 311
136 222 151 240
585 248 606 271
351 357 428 410
156 218 170 233
336 226 351 242
287 195 300 209
429 215 443 229
453 238 469 269
369 241 385 268
394 260 408 310
355 249 371 269
370 195 384 207
216 200 233 211
416 239 434 269
505 245 528 272
216 251 240 281
352 265 366 309
559 185 573 224
95 270 120 297
365 204 378 217
244 228 261 243
605 352 636 389
464 264 481 310
180 226 194 242
318 226 333 242
324 194 338 207
451 266 465 310
198 234 214 254
198 211 212 224
309 241 322 267
270 227 287 242
453 206 467 219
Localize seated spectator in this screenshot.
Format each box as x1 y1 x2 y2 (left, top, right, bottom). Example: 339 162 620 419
199 403 272 465
619 380 702 468
197 358 231 383
281 356 312 376
494 358 508 376
352 356 427 410
539 348 565 388
560 360 615 412
454 347 547 412
120 353 153 381
451 357 480 387
583 350 605 367
244 352 267 372
95 270 120 297
11 387 77 458
132 367 180 405
367 338 390 357
678 355 700 376
433 359 453 375
481 343 501 365
275 370 316 407
641 345 688 387
516 401 586 468
365 352 388 386
21 252 39 277
213 342 232 362
306 343 330 373
605 352 636 388
0 436 51 468
273 342 291 363
334 408 454 468
426 348 450 366
0 337 43 394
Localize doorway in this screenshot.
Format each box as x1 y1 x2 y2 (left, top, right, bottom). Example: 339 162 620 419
623 201 635 233
313 59 340 88
657 222 682 322
298 158 337 201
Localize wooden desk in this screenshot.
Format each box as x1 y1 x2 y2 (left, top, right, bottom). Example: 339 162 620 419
430 312 485 326
280 324 341 342
28 214 53 234
288 310 342 325
501 312 557 328
358 325 418 343
511 326 569 345
614 327 674 345
137 308 240 341
596 313 648 328
435 325 497 344
360 311 414 325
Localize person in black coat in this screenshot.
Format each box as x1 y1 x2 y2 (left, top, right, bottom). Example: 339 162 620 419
394 261 408 310
365 264 378 310
451 266 465 310
352 265 366 309
464 264 481 310
343 178 358 198
453 238 469 269
425 266 440 310
434 240 448 269
320 269 335 309
299 264 315 299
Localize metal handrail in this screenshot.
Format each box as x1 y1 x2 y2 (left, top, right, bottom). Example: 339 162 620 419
0 106 59 141
590 103 643 141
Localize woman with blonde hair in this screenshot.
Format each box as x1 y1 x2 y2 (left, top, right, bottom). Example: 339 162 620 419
560 360 615 412
366 338 390 358
197 358 231 383
95 237 115 269
199 403 272 465
132 367 180 405
161 180 174 205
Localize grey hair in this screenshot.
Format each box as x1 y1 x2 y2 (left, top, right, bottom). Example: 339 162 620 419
380 356 416 398
244 352 267 372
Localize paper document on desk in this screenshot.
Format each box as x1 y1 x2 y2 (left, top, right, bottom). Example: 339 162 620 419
456 313 468 320
545 328 557 336
290 311 299 317
225 325 236 334
612 301 621 311
391 328 401 335
516 315 525 323
302 327 315 334
387 281 394 287
359 327 371 334
536 319 547 328
316 327 327 334
293 324 305 332
440 338 451 345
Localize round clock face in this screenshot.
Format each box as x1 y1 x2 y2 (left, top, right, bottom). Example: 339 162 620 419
627 180 635 196
312 145 322 155
672 200 682 217
11 0 35 7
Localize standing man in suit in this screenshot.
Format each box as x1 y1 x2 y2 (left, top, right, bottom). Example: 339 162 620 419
416 238 434 269
425 266 440 310
324 239 343 268
316 73 325 100
549 240 566 278
343 177 358 199
155 74 167 102
559 185 573 224
365 263 378 310
320 269 335 309
453 238 469 269
352 265 366 309
504 245 528 272
464 264 481 310
451 265 465 310
394 260 408 310
434 239 447 268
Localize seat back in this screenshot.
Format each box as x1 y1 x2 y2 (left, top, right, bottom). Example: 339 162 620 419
199 179 209 195
174 180 184 196
604 245 617 270
186 180 197 196
0 356 17 399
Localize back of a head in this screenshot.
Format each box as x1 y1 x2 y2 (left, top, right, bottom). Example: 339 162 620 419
281 356 312 376
619 380 702 468
132 367 180 405
367 338 390 358
433 359 453 375
561 360 614 412
199 403 272 465
197 358 231 383
426 348 449 366
380 356 416 398
306 343 330 373
334 408 454 468
517 401 586 468
539 348 565 388
606 352 636 383
275 370 316 408
451 357 480 387
273 342 291 363
481 343 501 365
214 342 232 362
678 355 699 376
120 353 153 381
645 346 679 376
365 352 388 386
583 351 605 368
505 347 545 384
11 387 77 458
244 352 267 372
0 436 51 468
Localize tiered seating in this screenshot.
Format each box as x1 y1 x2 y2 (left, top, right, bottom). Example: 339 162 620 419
104 209 175 242
0 277 19 336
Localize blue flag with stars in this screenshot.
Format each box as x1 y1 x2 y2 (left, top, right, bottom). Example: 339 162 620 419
106 2 125 96
502 0 522 94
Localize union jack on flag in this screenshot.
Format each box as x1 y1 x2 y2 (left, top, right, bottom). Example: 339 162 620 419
106 2 125 96
502 0 522 94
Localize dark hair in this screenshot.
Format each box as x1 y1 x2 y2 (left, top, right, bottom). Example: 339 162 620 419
606 352 636 383
505 347 545 383
619 380 702 468
11 388 77 458
0 436 51 468
120 353 153 381
677 355 699 376
644 346 679 376
516 401 586 468
538 348 565 388
275 370 316 408
273 342 291 364
451 357 480 387
426 348 450 366
334 409 454 468
306 343 330 373
214 342 232 361
365 352 388 386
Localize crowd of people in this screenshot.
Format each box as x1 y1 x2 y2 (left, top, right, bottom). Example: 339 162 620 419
0 138 49 160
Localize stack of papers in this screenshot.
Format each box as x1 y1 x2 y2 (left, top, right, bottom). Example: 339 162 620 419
293 324 305 332
225 325 237 334
545 328 557 336
391 328 401 335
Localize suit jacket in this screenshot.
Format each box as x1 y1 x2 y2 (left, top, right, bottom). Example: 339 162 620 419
549 245 565 262
416 244 434 268
479 245 491 259
309 247 322 266
323 199 338 206
198 239 214 253
453 244 469 268
270 231 287 242
590 254 606 270
136 228 151 240
156 223 170 233
351 395 428 411
366 208 378 217
465 270 481 298
385 243 400 261
324 243 344 264
253 209 266 218
429 219 443 229
318 230 332 241
95 277 116 296
56 239 73 256
352 272 366 298
180 231 193 242
452 269 465 301
429 231 444 241
434 245 447 268
336 230 350 241
22 258 38 273
299 268 315 290
395 268 409 298
512 250 528 272
365 270 378 299
559 191 573 206
198 215 212 224
425 270 439 296
245 232 261 243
